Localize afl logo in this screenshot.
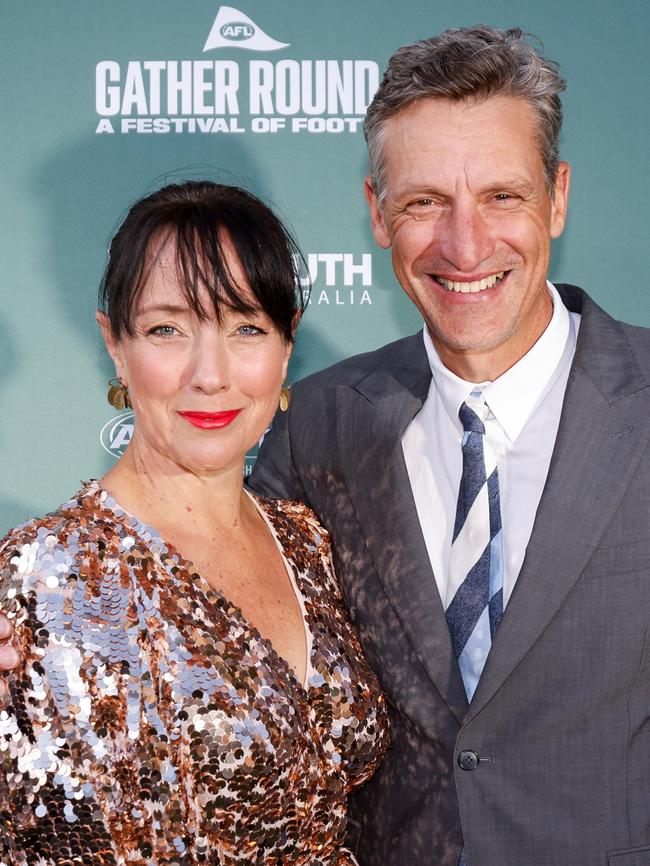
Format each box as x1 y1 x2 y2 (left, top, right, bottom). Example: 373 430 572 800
203 6 290 52
100 411 134 458
220 22 254 41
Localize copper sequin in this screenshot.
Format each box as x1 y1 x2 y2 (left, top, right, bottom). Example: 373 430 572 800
0 481 389 865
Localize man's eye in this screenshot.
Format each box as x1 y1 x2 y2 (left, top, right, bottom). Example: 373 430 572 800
403 198 439 217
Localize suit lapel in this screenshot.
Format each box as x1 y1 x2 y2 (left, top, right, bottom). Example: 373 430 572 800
469 289 650 717
337 341 468 722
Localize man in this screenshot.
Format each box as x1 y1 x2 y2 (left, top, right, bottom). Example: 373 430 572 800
250 25 650 866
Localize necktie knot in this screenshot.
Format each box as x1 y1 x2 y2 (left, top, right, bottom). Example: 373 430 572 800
459 401 485 435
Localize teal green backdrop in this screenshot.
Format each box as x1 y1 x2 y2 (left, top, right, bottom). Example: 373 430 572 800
2 1 649 532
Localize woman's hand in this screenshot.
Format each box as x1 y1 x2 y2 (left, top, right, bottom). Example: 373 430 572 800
0 614 19 699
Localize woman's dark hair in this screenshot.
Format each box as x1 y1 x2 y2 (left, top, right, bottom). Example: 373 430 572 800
99 180 306 342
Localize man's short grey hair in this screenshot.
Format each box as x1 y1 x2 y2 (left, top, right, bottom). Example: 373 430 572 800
364 25 566 201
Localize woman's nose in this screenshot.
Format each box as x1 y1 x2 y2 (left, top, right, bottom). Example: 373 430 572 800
188 330 231 394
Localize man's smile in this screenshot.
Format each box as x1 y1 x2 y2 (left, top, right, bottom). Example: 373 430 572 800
433 271 507 293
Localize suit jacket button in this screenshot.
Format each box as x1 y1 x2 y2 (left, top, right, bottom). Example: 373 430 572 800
458 750 480 771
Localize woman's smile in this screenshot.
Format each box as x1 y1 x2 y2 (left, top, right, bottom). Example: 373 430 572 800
177 409 242 429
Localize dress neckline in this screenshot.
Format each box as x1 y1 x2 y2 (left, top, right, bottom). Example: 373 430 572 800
80 479 316 691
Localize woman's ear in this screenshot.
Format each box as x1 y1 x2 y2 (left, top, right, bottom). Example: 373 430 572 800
291 309 302 341
282 337 293 381
96 311 127 382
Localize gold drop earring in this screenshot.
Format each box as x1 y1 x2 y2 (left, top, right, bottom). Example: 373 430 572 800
107 378 131 410
279 384 291 412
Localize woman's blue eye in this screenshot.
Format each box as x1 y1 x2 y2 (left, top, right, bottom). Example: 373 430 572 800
238 324 264 336
149 325 177 336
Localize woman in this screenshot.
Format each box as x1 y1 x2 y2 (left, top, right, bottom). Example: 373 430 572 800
0 181 389 865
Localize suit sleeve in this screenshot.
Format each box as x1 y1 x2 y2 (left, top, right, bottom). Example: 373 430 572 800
248 402 309 502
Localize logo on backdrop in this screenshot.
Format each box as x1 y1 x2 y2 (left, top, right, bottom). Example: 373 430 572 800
100 411 270 471
301 252 373 306
94 6 379 136
100 411 134 458
203 6 290 52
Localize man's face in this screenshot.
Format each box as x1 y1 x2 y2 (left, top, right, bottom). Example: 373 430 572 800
365 95 570 379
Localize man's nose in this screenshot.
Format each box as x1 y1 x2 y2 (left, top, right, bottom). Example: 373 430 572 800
189 331 231 393
436 201 495 274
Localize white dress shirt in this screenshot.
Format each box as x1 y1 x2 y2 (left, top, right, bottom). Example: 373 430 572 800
402 283 581 608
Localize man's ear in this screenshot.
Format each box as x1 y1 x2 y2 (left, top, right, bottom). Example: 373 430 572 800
96 311 127 382
550 161 571 239
364 176 392 249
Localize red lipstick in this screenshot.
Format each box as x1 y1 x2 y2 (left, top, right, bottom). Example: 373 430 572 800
179 410 242 429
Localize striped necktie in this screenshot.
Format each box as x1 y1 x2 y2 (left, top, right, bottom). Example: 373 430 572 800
445 391 504 702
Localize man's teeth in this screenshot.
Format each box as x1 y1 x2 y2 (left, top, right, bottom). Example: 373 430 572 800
436 272 505 293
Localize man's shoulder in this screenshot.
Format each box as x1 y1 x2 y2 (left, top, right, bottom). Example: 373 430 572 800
294 331 427 392
612 318 650 383
558 282 650 364
559 283 650 335
612 315 650 346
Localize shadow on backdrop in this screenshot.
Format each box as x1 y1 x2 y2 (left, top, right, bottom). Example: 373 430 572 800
0 318 37 527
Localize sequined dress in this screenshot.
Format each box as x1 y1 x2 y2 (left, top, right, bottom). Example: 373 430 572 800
0 482 389 866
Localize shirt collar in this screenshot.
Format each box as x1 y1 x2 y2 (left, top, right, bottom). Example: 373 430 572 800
424 281 572 442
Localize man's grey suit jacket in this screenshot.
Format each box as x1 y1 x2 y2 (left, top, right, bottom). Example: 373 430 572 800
249 285 650 866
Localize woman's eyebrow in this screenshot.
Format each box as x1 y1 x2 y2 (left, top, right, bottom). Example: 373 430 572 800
134 303 190 316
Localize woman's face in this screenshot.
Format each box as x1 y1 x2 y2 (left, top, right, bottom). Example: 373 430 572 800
100 236 291 479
